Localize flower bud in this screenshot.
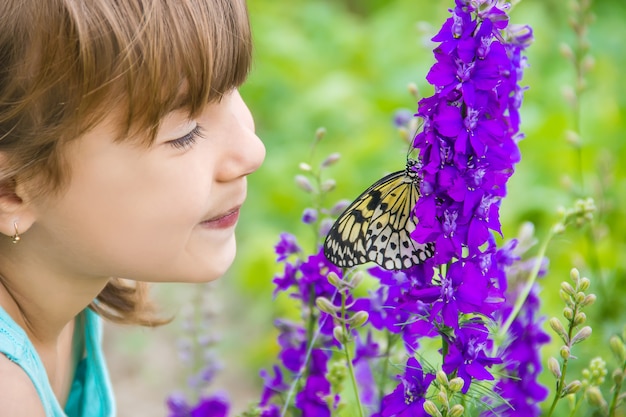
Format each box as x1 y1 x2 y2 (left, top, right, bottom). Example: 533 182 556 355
315 127 327 141
579 277 591 292
581 294 596 307
563 307 574 320
582 368 590 381
348 311 369 329
321 179 336 193
295 175 314 193
609 335 626 362
449 378 465 393
299 162 312 172
559 289 571 304
548 357 562 379
552 223 566 235
302 208 318 224
586 386 606 408
327 272 341 288
407 82 419 100
582 55 595 73
612 368 624 385
561 282 576 296
560 345 571 360
549 318 568 342
575 292 586 305
423 400 442 417
436 370 449 387
333 326 349 344
316 297 340 315
330 199 351 216
563 380 582 395
321 153 341 168
326 361 348 387
436 389 448 408
449 404 465 417
570 268 580 283
574 312 587 326
571 326 592 345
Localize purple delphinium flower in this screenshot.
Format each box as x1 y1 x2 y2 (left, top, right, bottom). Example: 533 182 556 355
275 232 302 262
380 357 434 417
166 392 190 417
302 208 318 224
189 393 230 417
167 392 230 417
407 0 533 394
442 319 501 393
260 237 344 413
481 239 550 416
260 365 289 407
482 287 549 416
294 349 334 417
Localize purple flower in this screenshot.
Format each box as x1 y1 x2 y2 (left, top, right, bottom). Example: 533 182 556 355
260 404 281 417
380 357 434 417
443 320 501 393
393 108 415 128
302 208 318 224
295 349 333 417
481 241 549 416
275 232 301 262
189 394 230 417
260 365 289 406
406 0 532 394
166 392 190 417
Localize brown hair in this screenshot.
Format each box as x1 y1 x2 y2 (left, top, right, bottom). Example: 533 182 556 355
0 0 252 325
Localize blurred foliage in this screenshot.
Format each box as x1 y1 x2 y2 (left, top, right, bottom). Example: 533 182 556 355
172 0 626 414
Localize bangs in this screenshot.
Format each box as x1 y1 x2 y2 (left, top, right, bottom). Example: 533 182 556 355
76 0 253 142
2 0 252 147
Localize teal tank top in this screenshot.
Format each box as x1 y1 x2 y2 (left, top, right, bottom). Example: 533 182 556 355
0 306 115 417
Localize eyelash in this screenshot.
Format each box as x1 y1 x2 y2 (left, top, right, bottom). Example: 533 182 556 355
168 125 204 150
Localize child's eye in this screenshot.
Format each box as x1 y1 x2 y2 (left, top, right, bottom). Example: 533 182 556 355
167 125 204 150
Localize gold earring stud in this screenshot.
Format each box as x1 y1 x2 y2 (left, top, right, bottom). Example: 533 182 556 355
11 222 20 244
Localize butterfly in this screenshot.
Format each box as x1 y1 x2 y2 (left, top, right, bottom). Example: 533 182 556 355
323 159 435 270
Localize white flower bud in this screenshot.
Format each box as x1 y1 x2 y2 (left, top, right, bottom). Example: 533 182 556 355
295 175 314 193
571 326 592 345
548 357 562 379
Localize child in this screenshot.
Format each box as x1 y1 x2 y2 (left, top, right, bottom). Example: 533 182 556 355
0 0 264 415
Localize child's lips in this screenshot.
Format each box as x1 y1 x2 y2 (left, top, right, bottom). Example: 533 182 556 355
200 206 241 229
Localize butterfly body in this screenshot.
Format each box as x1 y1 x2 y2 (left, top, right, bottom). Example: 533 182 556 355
323 159 435 270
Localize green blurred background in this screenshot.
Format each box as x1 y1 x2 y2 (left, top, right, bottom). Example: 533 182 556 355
105 0 626 416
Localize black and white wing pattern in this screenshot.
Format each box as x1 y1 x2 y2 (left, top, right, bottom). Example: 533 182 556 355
323 160 435 270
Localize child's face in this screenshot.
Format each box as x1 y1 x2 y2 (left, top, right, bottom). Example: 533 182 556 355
26 90 265 283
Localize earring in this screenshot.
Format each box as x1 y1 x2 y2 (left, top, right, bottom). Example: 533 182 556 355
11 222 20 244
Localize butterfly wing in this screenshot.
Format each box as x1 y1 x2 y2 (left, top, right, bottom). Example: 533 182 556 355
323 168 434 270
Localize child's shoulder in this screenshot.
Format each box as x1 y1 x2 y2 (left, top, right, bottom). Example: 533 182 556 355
0 353 46 416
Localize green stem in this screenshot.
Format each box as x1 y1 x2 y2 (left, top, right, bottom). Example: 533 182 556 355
341 292 365 417
547 302 580 417
377 332 394 403
343 340 364 417
306 287 317 353
608 361 626 417
568 394 583 417
546 357 570 417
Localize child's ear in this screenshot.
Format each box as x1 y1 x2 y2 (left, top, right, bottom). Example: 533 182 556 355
0 156 37 240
